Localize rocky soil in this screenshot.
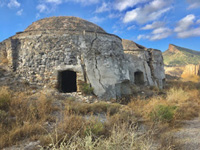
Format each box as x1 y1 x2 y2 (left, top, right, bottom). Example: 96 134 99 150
172 117 200 150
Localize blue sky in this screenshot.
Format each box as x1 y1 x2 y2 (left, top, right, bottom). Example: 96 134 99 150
0 0 200 51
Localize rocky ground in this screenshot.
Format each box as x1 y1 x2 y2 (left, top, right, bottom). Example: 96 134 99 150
172 117 200 150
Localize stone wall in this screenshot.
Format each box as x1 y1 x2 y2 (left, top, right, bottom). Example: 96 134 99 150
124 49 165 88
0 17 166 99
0 30 131 99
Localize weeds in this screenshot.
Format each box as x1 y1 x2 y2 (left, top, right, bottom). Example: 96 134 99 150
150 105 177 123
79 82 94 95
0 79 199 149
41 123 154 150
0 86 12 111
66 101 121 115
0 88 56 149
167 87 189 102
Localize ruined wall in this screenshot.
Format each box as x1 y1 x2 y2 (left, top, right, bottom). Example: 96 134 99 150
124 50 154 86
122 39 165 88
1 30 130 99
124 49 165 88
149 49 166 88
0 17 166 100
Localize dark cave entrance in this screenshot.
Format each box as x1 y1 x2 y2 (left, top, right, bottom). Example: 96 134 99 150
134 71 144 85
58 70 77 93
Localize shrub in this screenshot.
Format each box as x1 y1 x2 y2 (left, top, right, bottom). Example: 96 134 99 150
0 87 12 111
66 101 121 115
167 87 189 102
79 82 94 95
150 105 177 123
85 120 105 136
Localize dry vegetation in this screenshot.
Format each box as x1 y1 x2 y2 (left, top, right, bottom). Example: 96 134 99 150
181 74 200 82
0 79 200 149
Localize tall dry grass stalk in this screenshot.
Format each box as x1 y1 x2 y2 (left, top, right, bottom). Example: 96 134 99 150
41 123 154 150
0 87 56 148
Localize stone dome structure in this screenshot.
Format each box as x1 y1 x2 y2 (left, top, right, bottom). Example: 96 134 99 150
0 16 131 99
0 16 165 99
25 16 106 33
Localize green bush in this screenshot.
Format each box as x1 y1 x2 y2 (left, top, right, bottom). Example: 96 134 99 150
80 82 94 95
85 121 105 136
150 105 177 123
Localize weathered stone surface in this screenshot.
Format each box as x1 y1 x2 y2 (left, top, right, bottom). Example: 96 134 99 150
25 16 106 33
122 39 146 51
123 40 165 88
0 17 131 100
0 17 165 100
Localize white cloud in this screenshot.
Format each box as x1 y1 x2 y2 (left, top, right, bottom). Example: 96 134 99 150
16 9 23 16
114 0 150 11
36 0 62 14
174 14 195 32
37 0 99 14
95 2 110 13
7 0 20 8
174 14 200 38
138 27 172 41
141 21 165 30
45 0 62 4
152 27 170 34
65 0 99 5
177 27 200 38
37 4 49 13
150 31 171 40
187 0 200 9
127 25 135 30
151 27 172 40
137 34 150 40
108 13 122 19
89 16 105 23
123 0 172 24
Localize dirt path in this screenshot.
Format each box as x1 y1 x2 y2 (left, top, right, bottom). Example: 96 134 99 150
172 117 200 150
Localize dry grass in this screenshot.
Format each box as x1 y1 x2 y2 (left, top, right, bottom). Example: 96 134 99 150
41 123 155 150
181 74 200 82
65 100 121 115
1 80 199 149
0 87 57 148
128 81 200 122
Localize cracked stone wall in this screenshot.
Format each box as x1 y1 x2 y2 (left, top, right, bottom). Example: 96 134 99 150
0 30 130 99
0 17 165 100
122 39 165 88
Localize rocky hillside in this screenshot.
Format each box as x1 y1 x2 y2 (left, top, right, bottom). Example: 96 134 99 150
163 44 200 66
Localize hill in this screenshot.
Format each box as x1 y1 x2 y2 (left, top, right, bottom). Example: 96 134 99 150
163 44 200 66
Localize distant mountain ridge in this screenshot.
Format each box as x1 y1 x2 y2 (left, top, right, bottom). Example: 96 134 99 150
163 44 200 66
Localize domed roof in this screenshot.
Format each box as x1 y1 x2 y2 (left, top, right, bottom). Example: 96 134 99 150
122 39 146 51
25 16 106 33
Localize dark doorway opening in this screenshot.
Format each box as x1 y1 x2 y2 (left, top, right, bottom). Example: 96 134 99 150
58 70 77 93
134 71 144 85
